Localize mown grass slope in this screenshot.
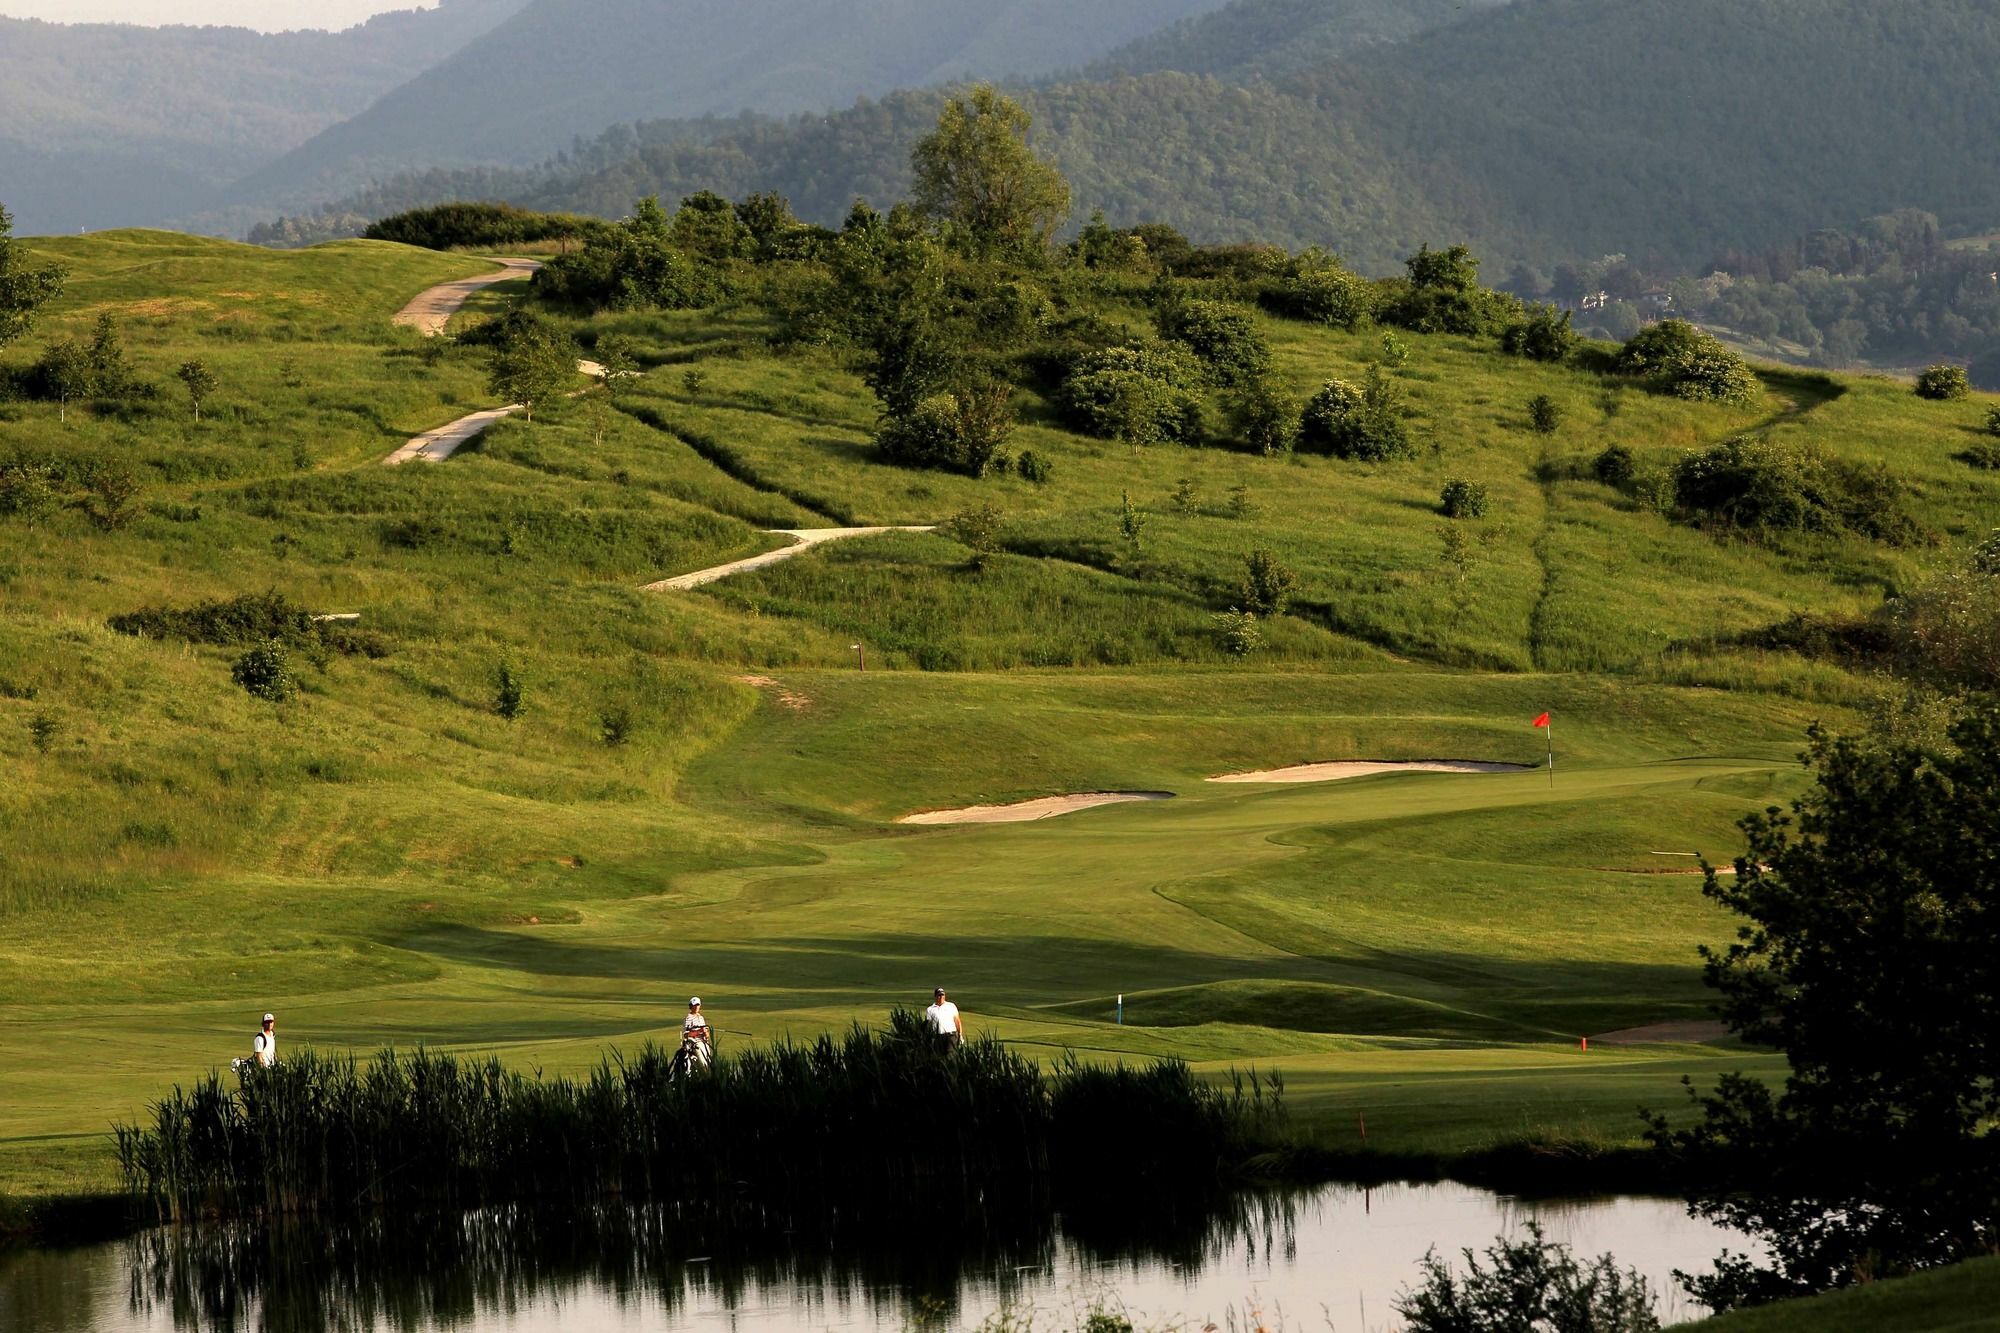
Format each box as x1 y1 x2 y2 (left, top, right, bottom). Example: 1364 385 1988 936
2 229 1996 1201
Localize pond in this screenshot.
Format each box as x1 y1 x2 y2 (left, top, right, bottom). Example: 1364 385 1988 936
1 1183 1737 1332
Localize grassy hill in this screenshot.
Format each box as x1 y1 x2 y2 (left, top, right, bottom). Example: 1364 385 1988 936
2 220 1996 1219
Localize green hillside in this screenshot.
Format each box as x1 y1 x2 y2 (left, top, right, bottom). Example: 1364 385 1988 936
2 198 1996 1224
1083 0 1508 81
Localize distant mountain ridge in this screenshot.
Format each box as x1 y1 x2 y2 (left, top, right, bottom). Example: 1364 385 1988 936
0 0 532 233
231 0 1240 210
1081 0 1510 81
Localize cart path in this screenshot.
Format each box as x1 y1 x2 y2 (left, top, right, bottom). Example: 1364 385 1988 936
383 258 617 465
644 527 936 591
391 257 541 336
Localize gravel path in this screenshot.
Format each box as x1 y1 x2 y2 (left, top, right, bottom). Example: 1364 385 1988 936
643 527 936 591
391 257 540 336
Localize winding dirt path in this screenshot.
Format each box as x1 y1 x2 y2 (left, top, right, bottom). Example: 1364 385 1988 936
391 257 540 336
643 527 936 592
383 259 611 466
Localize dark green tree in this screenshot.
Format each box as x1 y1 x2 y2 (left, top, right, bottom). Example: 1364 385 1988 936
38 338 91 423
486 312 578 423
1651 712 2000 1310
910 85 1072 259
177 359 217 421
1239 549 1297 617
0 204 66 349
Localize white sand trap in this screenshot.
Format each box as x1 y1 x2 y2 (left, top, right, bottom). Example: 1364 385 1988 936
1209 760 1528 784
898 792 1175 826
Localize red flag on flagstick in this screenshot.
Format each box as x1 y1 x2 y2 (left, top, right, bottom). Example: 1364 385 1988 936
1532 712 1550 728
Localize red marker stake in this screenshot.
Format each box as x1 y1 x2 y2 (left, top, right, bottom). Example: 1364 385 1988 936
1581 1036 1589 1052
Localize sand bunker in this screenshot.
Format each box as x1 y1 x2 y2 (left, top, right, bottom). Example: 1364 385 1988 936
1209 760 1528 784
1589 1020 1729 1046
898 792 1174 826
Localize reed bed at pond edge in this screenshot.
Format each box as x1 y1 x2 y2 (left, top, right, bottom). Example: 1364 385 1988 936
116 1011 1283 1222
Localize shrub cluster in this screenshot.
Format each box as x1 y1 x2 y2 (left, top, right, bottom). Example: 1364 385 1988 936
1670 436 1920 544
1616 320 1759 404
1154 298 1271 387
1057 343 1206 445
109 590 389 658
1914 363 1970 400
364 202 606 251
1296 368 1413 460
1261 253 1374 330
535 197 727 311
1379 244 1521 336
1501 304 1579 362
1439 478 1490 519
875 381 1015 476
117 1011 1281 1221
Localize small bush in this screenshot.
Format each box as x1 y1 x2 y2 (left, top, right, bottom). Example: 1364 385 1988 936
1239 549 1297 617
1915 364 1970 401
1616 320 1757 404
1057 364 1204 445
1395 1222 1661 1333
875 383 1015 476
1154 298 1270 387
599 704 634 746
1528 395 1562 434
1959 442 2000 470
1117 491 1147 546
1264 258 1372 330
1439 479 1489 519
1227 485 1253 519
1171 477 1199 517
29 712 59 754
1297 368 1412 461
112 591 316 646
494 663 525 720
85 464 139 530
1671 436 1920 544
230 640 296 702
0 462 58 524
1593 445 1637 487
1016 450 1053 484
1501 305 1579 362
1214 608 1261 656
938 502 1005 568
1229 380 1295 456
1984 406 2000 436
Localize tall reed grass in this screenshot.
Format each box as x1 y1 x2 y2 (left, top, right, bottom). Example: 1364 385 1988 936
116 1011 1282 1222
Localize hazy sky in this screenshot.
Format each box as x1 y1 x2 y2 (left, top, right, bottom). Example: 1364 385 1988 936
0 1 430 31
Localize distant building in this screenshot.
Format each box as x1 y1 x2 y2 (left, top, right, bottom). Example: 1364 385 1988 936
1580 290 1610 311
1639 288 1674 315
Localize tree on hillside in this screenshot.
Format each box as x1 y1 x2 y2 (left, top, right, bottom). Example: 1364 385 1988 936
1651 712 2000 1310
37 339 91 424
177 359 217 422
910 85 1071 259
485 311 577 423
0 204 66 350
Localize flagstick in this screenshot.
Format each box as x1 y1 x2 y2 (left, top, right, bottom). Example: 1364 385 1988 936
1547 715 1555 788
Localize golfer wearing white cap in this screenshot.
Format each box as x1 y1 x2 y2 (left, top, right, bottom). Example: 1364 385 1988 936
681 997 712 1070
251 1013 277 1068
925 988 963 1048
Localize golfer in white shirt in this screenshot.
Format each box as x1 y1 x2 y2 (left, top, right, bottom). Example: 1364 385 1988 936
251 1012 277 1067
924 987 963 1047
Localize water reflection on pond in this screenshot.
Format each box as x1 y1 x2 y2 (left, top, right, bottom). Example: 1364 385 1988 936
0 1184 1732 1332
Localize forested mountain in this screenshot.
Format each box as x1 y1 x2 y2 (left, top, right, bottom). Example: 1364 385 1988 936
254 0 2000 276
231 0 1237 209
0 0 530 234
1082 0 1507 81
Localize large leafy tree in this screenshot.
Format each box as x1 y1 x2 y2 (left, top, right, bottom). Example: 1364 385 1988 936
0 204 67 349
1653 712 2000 1310
910 85 1071 260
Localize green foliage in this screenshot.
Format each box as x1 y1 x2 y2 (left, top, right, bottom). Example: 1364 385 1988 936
1438 478 1489 519
1887 534 2000 689
484 309 578 421
1264 252 1373 330
1382 244 1518 335
175 359 217 421
1117 490 1147 546
28 712 58 755
1395 1222 1661 1332
1057 345 1206 445
1213 607 1261 656
1016 450 1052 484
592 333 640 395
494 662 526 721
1913 363 1970 401
1671 437 1918 544
598 704 635 747
1617 321 1757 405
1959 442 2000 470
910 85 1072 259
230 640 297 703
1502 304 1578 363
1296 367 1412 460
0 462 57 524
1653 713 2000 1310
111 590 315 646
938 502 1006 568
83 463 139 531
33 339 90 422
1593 445 1637 488
1238 548 1296 617
876 383 1016 477
534 197 726 312
1155 297 1271 387
0 204 66 349
1379 331 1411 365
363 202 604 251
1171 477 1199 517
669 190 753 262
1228 379 1295 456
1527 394 1562 434
115 1013 1274 1219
